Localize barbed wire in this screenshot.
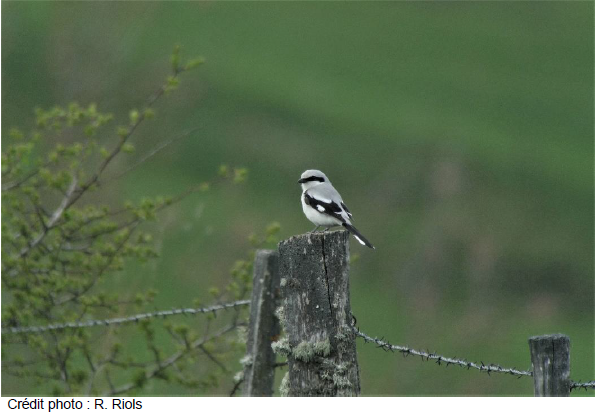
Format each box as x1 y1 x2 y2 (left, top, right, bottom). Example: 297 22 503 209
1 300 250 335
570 381 595 391
353 327 532 377
353 327 594 393
3 298 593 393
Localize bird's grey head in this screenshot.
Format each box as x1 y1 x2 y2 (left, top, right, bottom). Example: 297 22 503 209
298 169 329 191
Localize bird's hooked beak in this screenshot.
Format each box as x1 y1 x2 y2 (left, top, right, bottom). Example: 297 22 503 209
297 178 307 184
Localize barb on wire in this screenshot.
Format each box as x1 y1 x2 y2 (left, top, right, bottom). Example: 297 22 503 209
2 300 250 335
570 380 595 391
353 326 533 378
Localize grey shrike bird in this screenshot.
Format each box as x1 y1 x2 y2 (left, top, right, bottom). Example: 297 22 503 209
298 169 375 249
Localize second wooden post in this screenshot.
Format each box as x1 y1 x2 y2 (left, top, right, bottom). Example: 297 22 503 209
529 334 571 396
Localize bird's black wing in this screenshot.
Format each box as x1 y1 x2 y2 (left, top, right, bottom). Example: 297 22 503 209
304 192 346 223
341 202 353 220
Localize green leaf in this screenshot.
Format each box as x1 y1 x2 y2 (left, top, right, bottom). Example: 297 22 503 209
129 109 140 125
143 108 155 120
9 128 24 141
233 168 248 184
184 57 205 70
117 126 129 138
218 164 229 177
122 143 135 154
165 76 180 93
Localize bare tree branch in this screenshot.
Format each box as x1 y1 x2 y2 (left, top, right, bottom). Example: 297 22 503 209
2 168 42 192
15 177 78 260
102 126 201 185
109 324 237 396
66 67 189 210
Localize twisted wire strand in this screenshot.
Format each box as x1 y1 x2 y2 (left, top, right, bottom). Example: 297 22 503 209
1 300 250 335
570 381 595 391
2 300 593 393
353 327 532 377
354 327 594 392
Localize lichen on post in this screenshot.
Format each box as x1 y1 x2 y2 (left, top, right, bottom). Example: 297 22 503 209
275 230 360 396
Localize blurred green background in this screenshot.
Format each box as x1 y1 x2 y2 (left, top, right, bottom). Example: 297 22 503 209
2 1 594 396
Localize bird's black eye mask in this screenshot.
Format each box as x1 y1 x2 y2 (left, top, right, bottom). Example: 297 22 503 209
298 176 325 184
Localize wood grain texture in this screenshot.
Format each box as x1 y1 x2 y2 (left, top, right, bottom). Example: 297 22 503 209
242 250 281 396
277 230 360 396
529 334 571 396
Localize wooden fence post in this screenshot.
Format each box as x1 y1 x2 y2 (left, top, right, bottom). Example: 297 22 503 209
529 334 571 396
276 230 360 396
241 249 281 396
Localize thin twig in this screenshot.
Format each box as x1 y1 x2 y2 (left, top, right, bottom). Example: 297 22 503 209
67 67 188 209
229 378 244 397
15 177 78 260
2 165 45 192
198 343 229 373
109 324 237 396
102 127 201 185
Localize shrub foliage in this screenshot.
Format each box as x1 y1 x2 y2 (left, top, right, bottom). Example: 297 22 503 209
1 48 278 396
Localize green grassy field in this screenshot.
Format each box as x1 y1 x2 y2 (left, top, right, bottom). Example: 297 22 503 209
2 1 594 396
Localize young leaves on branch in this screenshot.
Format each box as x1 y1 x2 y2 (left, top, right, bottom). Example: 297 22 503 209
0 47 248 396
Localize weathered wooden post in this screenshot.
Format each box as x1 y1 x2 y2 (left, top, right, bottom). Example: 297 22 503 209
241 250 281 396
275 230 360 396
529 334 571 396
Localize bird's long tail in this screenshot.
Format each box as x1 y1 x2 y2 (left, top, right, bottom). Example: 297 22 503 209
342 223 375 249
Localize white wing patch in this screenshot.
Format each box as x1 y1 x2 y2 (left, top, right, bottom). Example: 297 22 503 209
316 205 326 212
353 234 366 246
